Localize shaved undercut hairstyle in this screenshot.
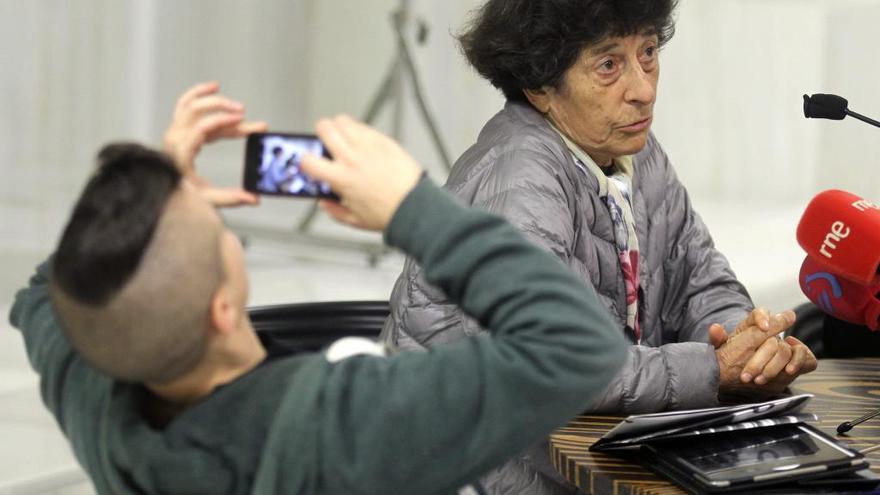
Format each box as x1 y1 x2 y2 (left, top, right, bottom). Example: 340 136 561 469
458 0 678 102
50 143 223 383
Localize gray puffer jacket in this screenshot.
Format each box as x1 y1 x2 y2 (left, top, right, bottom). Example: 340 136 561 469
381 101 754 413
380 101 754 494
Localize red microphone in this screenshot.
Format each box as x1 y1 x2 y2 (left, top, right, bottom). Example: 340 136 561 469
799 256 880 331
796 190 880 285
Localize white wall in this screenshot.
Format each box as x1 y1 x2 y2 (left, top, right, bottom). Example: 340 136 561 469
816 1 880 200
655 0 880 205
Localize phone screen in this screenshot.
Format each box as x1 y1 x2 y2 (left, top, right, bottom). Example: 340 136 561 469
243 132 337 199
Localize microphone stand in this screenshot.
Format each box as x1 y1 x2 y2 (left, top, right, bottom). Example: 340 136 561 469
845 109 880 129
804 91 880 435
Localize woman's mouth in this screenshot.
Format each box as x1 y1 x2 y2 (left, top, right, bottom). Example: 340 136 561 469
618 117 652 133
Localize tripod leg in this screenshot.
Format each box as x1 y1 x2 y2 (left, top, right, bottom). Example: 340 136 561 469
297 57 402 234
394 16 454 172
296 202 321 233
364 58 402 125
299 2 447 234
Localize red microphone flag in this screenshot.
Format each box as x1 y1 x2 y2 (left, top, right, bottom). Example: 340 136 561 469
799 256 880 331
796 189 880 285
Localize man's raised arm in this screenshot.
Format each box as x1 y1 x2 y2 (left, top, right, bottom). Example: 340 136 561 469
273 116 628 494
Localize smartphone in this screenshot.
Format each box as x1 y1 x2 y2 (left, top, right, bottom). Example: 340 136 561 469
243 132 337 199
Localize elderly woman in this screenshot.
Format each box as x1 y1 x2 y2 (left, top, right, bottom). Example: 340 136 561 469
382 0 816 492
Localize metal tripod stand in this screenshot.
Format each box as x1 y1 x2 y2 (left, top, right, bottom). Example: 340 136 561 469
296 0 453 234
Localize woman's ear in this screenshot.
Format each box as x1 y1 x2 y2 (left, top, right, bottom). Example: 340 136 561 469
209 285 241 336
523 88 552 114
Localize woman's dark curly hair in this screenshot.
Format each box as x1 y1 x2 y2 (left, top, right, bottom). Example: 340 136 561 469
458 0 678 102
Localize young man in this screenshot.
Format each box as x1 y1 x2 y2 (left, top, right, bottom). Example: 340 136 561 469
9 83 628 494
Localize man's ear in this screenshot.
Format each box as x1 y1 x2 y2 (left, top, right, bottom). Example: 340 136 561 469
209 285 241 336
523 87 552 114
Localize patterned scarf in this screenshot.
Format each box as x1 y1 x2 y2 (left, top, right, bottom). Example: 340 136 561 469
551 126 642 343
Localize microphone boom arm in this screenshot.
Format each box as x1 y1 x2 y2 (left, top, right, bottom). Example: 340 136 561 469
846 109 880 129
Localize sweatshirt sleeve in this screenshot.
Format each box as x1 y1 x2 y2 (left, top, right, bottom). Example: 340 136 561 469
9 260 78 418
8 260 113 485
643 138 752 340
309 179 627 495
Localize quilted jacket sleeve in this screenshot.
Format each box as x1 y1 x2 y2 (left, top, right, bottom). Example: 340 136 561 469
661 164 754 340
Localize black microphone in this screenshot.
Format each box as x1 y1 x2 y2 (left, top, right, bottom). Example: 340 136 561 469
804 93 880 129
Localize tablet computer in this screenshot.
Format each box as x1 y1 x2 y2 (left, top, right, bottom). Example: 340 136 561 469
592 394 813 451
640 423 868 494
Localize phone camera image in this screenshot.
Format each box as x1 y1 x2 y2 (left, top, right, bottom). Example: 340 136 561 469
251 134 334 198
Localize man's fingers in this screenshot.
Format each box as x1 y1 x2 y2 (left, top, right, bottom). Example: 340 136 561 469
165 83 269 198
176 82 220 113
212 120 269 140
196 113 246 143
236 121 269 135
319 200 360 227
165 113 244 171
300 153 345 189
201 187 260 208
183 95 244 123
316 117 357 165
331 115 361 146
332 114 381 149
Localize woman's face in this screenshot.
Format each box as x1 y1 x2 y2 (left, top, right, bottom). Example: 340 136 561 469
527 33 660 167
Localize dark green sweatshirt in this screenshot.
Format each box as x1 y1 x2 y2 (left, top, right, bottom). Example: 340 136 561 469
9 179 626 494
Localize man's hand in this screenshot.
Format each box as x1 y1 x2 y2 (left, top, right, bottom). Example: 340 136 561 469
163 81 267 207
709 308 817 397
299 115 423 232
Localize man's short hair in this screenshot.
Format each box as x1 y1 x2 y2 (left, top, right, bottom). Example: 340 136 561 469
50 143 223 383
458 0 678 102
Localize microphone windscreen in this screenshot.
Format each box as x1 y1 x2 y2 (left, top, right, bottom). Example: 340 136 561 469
803 93 848 120
796 189 880 285
799 256 880 331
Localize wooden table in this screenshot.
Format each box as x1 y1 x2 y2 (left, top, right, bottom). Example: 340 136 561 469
549 358 880 494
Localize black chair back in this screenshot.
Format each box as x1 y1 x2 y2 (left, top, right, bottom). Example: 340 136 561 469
248 300 390 353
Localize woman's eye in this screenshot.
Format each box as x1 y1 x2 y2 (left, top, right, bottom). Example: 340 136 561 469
599 60 615 72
